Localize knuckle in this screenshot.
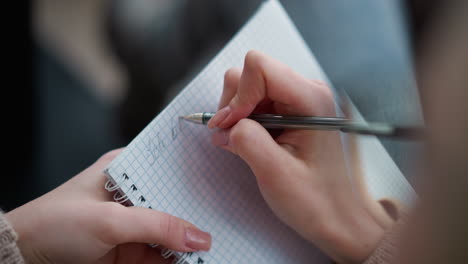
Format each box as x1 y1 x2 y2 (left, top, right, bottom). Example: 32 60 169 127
97 203 126 244
307 80 336 115
244 50 264 68
230 119 255 146
224 68 241 85
98 148 122 164
318 84 334 103
309 80 333 99
158 214 184 248
309 79 328 87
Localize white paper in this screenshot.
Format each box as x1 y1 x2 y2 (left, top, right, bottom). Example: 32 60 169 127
105 1 416 263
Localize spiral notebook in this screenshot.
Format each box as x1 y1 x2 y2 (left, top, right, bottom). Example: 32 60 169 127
104 0 416 263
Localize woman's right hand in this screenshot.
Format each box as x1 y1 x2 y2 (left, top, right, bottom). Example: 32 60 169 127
208 50 393 263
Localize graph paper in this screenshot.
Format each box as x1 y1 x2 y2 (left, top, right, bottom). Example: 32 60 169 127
105 0 416 263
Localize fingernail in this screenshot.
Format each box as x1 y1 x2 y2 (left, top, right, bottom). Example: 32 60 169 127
185 227 212 251
211 129 230 146
207 106 231 129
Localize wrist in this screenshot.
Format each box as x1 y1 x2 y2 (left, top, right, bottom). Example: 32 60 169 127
6 205 51 264
303 202 387 264
1 211 24 263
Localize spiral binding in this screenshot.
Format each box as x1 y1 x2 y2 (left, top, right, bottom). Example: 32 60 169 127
105 172 130 205
175 252 192 264
112 191 129 204
161 248 174 259
104 179 121 192
104 171 193 264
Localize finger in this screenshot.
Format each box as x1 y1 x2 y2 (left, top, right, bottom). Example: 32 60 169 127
98 204 211 252
211 50 335 129
219 67 242 109
97 243 173 264
212 119 295 186
208 68 241 129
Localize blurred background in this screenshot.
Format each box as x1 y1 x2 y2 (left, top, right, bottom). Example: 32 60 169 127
3 0 437 211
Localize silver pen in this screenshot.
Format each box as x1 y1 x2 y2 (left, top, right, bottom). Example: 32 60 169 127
181 112 423 139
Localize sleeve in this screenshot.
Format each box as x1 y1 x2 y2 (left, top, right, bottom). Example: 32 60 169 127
0 210 25 264
362 198 409 264
362 217 407 264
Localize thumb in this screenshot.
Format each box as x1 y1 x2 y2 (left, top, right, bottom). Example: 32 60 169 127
98 204 211 252
212 119 293 184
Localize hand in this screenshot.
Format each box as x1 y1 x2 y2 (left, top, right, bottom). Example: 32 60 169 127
208 50 392 263
6 149 211 264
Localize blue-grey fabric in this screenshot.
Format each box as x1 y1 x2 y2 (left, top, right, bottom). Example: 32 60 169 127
109 0 423 181
282 0 424 180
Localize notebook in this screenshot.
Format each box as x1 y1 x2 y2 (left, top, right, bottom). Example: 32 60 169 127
104 0 416 263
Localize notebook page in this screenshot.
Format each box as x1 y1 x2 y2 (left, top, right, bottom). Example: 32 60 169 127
105 1 331 263
105 0 416 263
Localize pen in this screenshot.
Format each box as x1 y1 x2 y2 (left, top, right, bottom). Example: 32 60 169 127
181 112 424 139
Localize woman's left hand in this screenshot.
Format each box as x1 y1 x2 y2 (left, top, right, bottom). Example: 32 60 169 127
6 149 211 264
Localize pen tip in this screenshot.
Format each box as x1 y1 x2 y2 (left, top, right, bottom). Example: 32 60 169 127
179 113 204 124
180 115 191 120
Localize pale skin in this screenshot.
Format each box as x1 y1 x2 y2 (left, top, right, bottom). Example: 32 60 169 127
208 50 396 263
6 50 395 264
6 149 212 264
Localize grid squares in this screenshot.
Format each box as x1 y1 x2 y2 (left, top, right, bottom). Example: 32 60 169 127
104 0 353 263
